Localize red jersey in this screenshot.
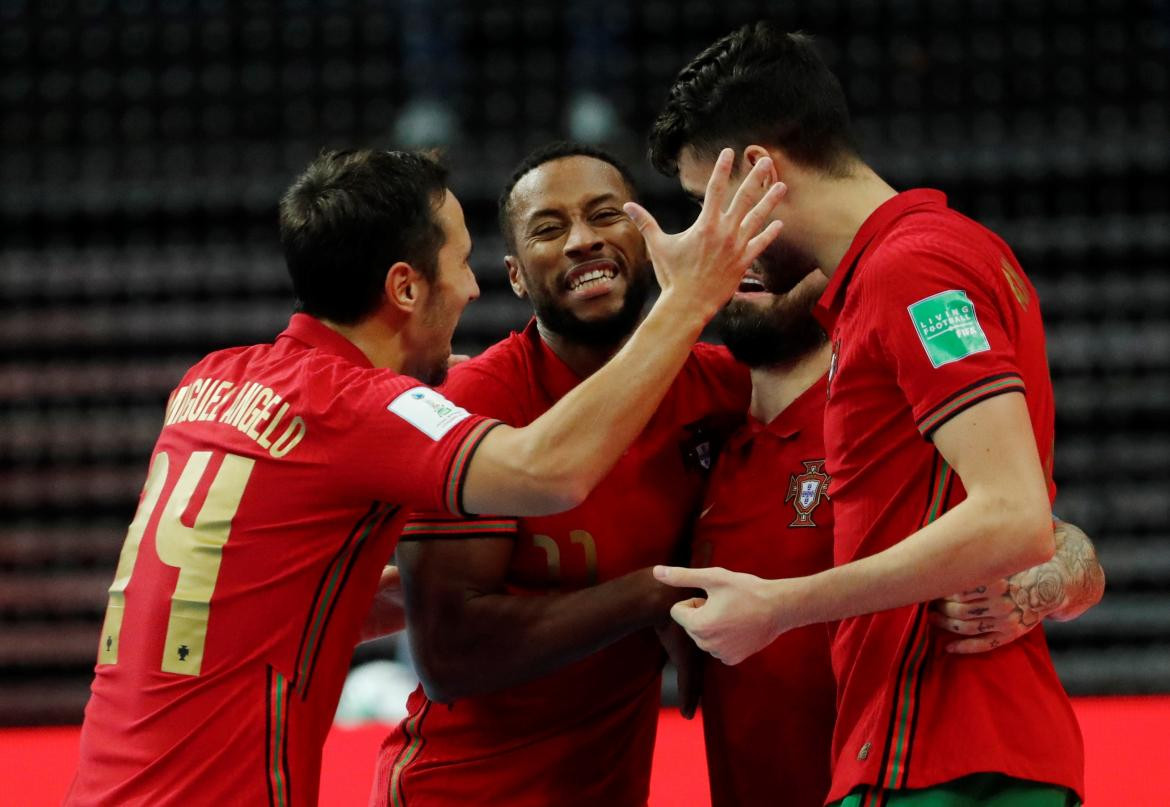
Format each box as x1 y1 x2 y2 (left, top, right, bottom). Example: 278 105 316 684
695 374 836 807
814 191 1083 802
373 319 750 807
67 314 499 807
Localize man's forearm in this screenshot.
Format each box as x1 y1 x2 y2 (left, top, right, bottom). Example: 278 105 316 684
411 569 675 702
783 493 1054 631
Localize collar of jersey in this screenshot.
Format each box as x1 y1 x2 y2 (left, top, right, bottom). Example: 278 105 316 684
815 188 947 325
728 372 828 451
521 317 586 401
279 313 374 368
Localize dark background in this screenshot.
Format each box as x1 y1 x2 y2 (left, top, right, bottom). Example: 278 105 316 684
2 0 1168 725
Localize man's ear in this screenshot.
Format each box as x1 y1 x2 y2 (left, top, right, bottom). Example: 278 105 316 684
505 256 527 300
743 144 782 184
385 261 426 314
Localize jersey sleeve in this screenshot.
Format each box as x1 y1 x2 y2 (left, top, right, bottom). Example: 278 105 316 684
400 358 531 539
399 511 519 542
331 376 502 515
867 246 1025 439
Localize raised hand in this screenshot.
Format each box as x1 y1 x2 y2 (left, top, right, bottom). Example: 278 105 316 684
623 148 786 321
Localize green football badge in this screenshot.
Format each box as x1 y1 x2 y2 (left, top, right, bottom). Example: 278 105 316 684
907 289 990 367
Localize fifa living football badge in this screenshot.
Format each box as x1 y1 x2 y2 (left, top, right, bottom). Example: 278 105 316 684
786 460 831 527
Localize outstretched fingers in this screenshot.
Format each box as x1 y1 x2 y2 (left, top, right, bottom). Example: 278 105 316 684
698 148 736 218
743 216 785 265
724 155 776 224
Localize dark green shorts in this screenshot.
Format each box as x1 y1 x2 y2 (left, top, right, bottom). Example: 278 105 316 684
833 773 1080 807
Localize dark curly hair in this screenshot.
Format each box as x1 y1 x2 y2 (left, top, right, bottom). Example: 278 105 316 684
648 22 858 178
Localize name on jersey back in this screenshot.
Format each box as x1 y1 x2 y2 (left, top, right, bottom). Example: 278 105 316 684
162 377 307 458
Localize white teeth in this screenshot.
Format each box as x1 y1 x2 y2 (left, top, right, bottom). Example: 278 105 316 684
568 266 617 291
738 277 766 292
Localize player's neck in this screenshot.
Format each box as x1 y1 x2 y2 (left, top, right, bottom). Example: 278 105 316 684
319 316 408 371
802 166 898 278
536 320 627 379
748 340 833 424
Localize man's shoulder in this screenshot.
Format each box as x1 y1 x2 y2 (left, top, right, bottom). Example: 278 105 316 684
441 330 540 422
686 341 735 367
671 342 750 409
448 331 533 388
870 205 1005 272
190 339 418 415
680 342 744 384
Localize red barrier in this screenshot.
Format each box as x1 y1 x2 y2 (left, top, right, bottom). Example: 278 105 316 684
2 697 1164 806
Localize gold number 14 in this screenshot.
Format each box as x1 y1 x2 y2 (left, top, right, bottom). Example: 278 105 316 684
98 450 255 676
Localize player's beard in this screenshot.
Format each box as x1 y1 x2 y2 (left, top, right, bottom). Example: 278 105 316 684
404 348 450 387
714 275 827 368
408 298 455 387
527 264 653 348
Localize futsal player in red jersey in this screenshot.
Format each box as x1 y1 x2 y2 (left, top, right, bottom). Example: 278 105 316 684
648 23 1104 806
370 143 749 807
696 262 1103 806
66 147 787 806
695 259 837 807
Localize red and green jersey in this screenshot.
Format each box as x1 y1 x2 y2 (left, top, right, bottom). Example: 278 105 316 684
695 374 836 807
67 314 498 807
814 190 1083 803
374 319 750 807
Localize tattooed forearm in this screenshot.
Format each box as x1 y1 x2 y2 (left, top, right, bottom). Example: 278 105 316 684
1005 520 1105 625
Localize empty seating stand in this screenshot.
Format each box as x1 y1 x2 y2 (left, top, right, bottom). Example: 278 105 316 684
1 0 1167 724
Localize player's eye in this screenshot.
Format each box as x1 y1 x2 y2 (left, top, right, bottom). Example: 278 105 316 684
592 208 623 223
531 223 563 238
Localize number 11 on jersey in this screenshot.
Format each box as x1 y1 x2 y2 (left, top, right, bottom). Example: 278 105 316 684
98 450 255 675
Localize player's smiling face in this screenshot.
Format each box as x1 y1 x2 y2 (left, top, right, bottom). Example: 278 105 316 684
505 156 651 345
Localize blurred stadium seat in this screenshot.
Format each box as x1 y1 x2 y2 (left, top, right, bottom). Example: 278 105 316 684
1 0 1167 725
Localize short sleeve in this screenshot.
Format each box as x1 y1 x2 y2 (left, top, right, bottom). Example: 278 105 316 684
400 359 531 537
331 376 502 515
867 247 1025 439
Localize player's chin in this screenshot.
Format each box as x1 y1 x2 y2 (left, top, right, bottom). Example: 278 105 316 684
570 286 629 318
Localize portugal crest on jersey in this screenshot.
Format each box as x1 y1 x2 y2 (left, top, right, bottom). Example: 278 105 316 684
785 459 831 528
